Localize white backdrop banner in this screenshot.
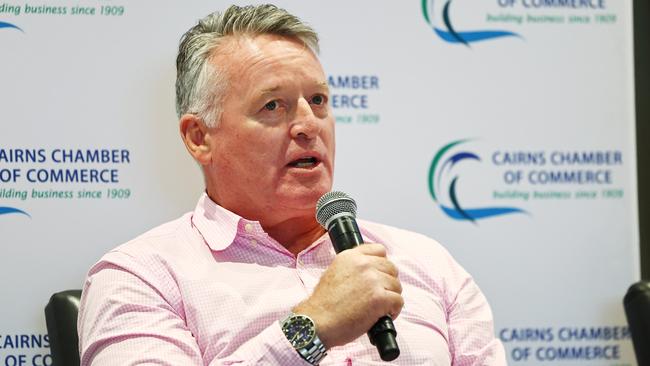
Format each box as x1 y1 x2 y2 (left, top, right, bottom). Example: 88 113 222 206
0 1 638 365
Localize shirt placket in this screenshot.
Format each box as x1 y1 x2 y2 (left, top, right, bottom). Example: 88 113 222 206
295 252 321 293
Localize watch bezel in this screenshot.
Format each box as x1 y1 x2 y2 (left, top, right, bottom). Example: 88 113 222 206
281 314 316 349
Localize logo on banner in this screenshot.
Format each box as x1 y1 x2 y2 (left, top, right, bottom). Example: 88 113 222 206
0 148 134 220
421 0 520 45
428 139 525 222
0 21 22 32
0 206 29 217
421 0 616 46
429 139 626 223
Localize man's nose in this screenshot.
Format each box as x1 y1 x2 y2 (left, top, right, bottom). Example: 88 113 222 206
289 98 321 140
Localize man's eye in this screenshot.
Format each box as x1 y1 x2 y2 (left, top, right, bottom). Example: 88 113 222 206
311 95 325 105
264 101 279 111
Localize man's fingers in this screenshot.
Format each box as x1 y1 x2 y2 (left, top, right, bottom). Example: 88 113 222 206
356 243 387 257
384 291 405 320
376 271 403 294
368 256 399 277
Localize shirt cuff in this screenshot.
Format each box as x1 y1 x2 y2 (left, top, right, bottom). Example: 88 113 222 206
216 320 316 365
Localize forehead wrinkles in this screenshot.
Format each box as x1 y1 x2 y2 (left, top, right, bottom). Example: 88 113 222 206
212 35 325 103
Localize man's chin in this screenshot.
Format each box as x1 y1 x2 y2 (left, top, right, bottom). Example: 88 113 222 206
279 185 331 209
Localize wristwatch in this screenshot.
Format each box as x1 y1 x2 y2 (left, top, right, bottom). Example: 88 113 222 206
280 313 327 365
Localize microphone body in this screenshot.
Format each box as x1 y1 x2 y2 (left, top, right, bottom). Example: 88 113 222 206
316 192 400 362
327 215 363 252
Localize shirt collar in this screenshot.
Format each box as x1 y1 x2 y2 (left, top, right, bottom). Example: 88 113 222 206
191 193 383 253
191 192 260 252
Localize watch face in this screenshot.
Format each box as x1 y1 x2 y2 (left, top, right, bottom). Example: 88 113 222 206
282 315 316 349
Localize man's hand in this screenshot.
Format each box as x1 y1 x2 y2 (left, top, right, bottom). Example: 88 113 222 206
292 243 403 349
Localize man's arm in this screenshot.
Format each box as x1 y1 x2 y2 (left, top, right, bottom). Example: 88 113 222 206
446 272 507 365
78 261 203 365
78 251 311 366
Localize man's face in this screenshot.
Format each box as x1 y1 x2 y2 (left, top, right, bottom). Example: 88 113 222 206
204 34 335 225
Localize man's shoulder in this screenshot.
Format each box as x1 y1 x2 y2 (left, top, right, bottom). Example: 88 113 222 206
82 213 197 321
358 219 449 255
123 212 191 248
98 212 194 267
357 219 468 275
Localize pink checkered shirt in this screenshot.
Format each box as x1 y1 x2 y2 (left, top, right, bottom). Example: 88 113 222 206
78 193 506 365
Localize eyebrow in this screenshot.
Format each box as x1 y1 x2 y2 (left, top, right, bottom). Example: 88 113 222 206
260 85 281 94
258 81 329 95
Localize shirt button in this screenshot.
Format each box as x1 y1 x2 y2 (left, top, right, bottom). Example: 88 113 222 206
244 223 253 233
297 258 304 266
249 239 257 245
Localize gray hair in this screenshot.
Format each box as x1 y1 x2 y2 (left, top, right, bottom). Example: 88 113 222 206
175 4 320 127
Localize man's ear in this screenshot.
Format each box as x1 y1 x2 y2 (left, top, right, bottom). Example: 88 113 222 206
179 114 212 166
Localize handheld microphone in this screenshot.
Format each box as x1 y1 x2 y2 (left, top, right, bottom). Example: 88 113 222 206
316 191 400 362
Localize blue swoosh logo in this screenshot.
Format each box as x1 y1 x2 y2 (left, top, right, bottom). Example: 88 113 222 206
0 207 30 218
440 205 526 220
422 0 520 46
429 139 526 223
0 21 23 32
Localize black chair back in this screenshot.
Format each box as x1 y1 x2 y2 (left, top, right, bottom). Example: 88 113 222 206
45 290 82 366
624 281 650 366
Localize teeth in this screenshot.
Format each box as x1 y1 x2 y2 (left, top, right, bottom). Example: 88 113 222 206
291 157 317 167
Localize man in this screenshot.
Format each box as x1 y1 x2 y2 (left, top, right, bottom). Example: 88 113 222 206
78 4 506 365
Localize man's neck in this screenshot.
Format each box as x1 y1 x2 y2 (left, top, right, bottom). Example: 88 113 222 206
204 189 326 256
263 216 327 256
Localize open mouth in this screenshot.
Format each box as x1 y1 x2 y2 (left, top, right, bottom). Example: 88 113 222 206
288 157 319 168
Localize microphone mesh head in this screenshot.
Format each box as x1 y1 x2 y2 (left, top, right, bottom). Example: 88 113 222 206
315 191 357 228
